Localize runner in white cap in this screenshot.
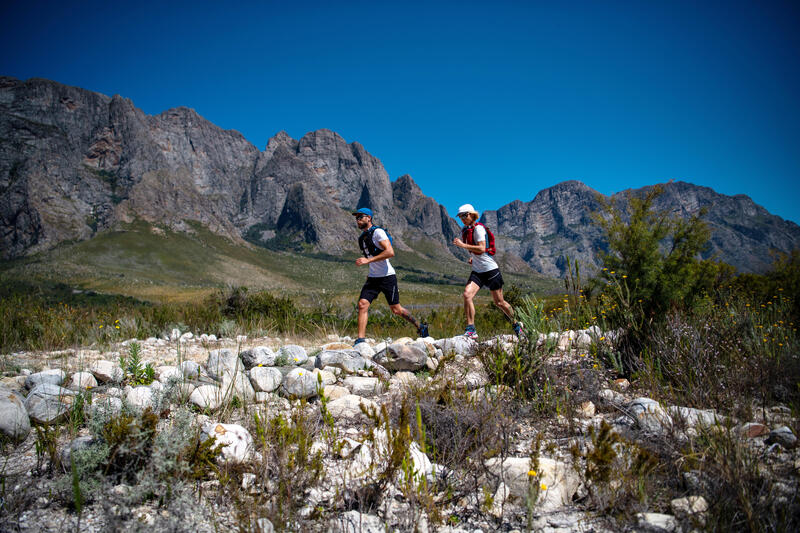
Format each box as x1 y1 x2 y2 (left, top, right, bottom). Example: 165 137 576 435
452 203 522 339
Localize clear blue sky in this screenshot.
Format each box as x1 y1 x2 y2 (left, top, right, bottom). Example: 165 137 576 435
2 0 799 223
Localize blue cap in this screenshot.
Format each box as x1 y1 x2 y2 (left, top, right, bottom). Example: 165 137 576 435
352 207 373 217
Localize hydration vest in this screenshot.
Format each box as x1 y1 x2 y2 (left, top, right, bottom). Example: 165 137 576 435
462 222 496 256
358 225 392 258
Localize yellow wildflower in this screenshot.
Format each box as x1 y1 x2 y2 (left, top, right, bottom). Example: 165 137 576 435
528 470 537 477
540 483 547 491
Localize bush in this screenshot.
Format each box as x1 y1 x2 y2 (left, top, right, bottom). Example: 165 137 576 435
593 184 712 320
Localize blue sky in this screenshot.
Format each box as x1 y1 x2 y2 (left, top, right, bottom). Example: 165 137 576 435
2 0 799 223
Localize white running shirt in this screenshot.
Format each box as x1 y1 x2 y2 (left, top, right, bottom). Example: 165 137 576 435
470 224 499 273
367 227 396 278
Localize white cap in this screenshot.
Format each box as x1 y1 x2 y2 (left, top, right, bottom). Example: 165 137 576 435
457 203 478 216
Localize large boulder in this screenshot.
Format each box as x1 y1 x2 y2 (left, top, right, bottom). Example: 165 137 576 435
249 367 283 392
206 349 243 380
240 346 278 369
485 456 580 512
282 368 319 399
190 385 224 411
434 336 477 356
315 350 374 373
0 388 31 441
68 372 98 390
24 392 68 425
373 343 427 372
126 386 155 410
280 345 309 365
25 369 66 389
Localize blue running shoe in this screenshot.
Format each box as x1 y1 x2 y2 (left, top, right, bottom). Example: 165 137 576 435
418 322 429 338
353 338 367 346
513 322 524 337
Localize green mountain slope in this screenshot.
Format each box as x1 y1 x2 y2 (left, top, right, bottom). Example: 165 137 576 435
1 220 560 303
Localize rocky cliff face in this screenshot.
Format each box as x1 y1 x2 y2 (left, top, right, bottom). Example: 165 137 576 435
2 76 798 276
482 180 800 276
0 77 454 260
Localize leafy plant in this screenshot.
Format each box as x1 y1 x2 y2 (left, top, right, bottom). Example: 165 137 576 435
118 341 155 386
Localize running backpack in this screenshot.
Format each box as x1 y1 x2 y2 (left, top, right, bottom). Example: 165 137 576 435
462 222 496 256
358 226 393 258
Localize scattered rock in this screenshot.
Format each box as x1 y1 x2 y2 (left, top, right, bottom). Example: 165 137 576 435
625 397 672 433
484 456 580 512
90 360 124 383
280 344 308 365
670 495 708 527
329 511 385 533
739 422 769 438
249 367 283 392
180 361 201 379
190 385 224 411
202 422 253 463
206 349 242 380
373 343 427 372
579 401 596 418
352 342 376 358
89 396 123 417
126 386 154 410
68 371 97 390
60 435 95 469
282 368 319 399
342 376 384 397
25 369 66 389
326 394 378 421
434 336 477 356
767 426 798 449
316 350 373 373
240 346 277 369
636 512 679 532
322 385 351 401
0 388 31 441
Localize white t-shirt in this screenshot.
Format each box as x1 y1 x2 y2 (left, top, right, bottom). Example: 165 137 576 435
366 227 396 278
469 224 499 273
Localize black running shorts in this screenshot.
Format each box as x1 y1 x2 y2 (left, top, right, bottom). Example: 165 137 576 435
467 269 504 291
359 275 400 305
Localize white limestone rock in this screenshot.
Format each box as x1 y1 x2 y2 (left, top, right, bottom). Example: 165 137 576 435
0 388 30 441
249 367 284 393
202 422 253 463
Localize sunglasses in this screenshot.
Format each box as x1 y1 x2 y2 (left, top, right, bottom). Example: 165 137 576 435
355 214 368 220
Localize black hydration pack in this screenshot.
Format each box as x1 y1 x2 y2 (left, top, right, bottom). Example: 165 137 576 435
358 225 392 258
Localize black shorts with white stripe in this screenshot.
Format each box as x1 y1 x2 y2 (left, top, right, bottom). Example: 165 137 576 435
359 274 400 305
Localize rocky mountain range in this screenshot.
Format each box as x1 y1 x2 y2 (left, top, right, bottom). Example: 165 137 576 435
2 76 799 277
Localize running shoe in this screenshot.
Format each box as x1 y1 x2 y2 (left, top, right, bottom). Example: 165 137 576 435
353 338 367 346
513 322 524 337
418 322 429 338
463 329 479 340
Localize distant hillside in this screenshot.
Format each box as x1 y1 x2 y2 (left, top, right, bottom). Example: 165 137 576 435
2 76 798 281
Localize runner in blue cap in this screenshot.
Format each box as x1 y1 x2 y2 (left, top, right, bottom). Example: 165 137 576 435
351 207 428 345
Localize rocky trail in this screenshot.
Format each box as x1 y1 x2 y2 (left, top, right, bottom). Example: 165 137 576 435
1 329 798 532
